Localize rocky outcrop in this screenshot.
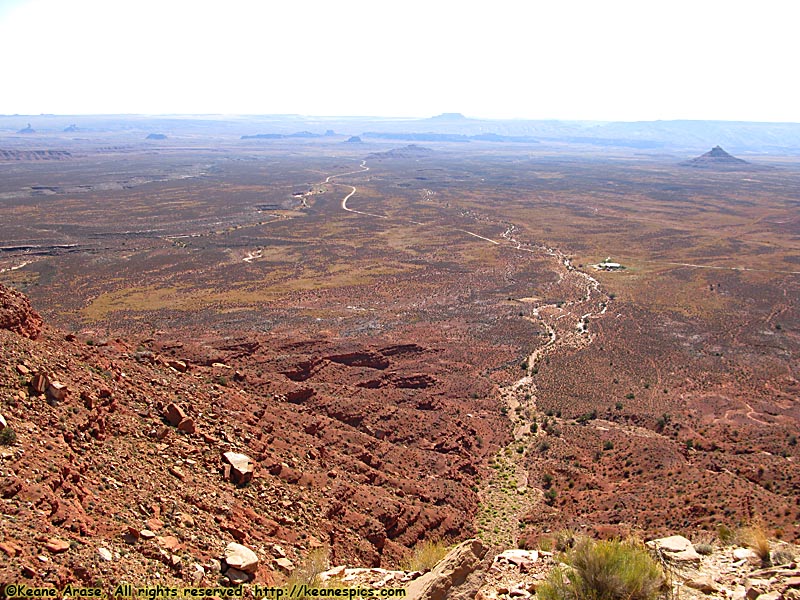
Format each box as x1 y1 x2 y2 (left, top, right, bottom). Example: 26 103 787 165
0 284 43 340
326 351 390 370
405 539 488 600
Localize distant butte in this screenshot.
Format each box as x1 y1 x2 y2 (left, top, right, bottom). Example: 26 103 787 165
367 144 435 160
17 123 35 134
680 145 754 169
429 112 467 120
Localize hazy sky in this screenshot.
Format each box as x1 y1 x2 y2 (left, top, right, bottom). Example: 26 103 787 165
1 0 798 122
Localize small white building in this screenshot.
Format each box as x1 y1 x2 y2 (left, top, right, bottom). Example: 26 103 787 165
596 257 625 271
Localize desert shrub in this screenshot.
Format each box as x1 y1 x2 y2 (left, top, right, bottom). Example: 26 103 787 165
0 427 16 446
285 547 330 591
538 536 555 552
555 529 578 552
716 524 734 544
694 543 713 556
770 546 795 566
737 521 771 565
400 539 449 573
539 538 666 600
690 531 715 556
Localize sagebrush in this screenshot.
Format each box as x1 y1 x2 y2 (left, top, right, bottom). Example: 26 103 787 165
539 537 667 600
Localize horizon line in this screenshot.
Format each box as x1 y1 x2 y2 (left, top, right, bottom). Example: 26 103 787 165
1 113 800 126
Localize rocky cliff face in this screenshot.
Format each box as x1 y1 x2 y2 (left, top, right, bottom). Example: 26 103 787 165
0 286 509 588
0 283 43 339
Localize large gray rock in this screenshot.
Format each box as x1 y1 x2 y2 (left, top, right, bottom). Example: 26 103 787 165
405 539 488 600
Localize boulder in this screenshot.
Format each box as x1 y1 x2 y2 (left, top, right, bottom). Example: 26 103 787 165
164 403 187 427
647 535 701 562
156 536 183 552
177 417 196 434
494 549 538 572
31 371 49 394
405 539 488 600
223 542 259 574
746 579 771 600
166 359 188 373
48 381 68 402
45 538 71 554
98 547 113 562
274 557 295 575
686 574 719 594
735 548 759 561
222 452 255 485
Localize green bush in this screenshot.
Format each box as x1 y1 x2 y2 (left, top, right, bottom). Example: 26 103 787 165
400 539 449 573
0 427 16 446
539 538 666 600
694 543 713 556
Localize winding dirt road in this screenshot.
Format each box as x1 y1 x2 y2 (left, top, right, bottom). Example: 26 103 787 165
322 158 614 547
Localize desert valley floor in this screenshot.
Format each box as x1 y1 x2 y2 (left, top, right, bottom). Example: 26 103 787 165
1 128 798 586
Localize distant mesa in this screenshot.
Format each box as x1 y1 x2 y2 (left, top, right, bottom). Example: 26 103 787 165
63 124 79 132
363 131 537 144
286 131 322 138
367 144 435 160
17 123 35 134
345 136 362 144
241 133 284 140
241 131 323 140
680 146 752 169
325 129 336 136
146 133 167 140
365 132 469 142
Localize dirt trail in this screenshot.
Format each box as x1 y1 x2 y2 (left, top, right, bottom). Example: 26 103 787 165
474 226 610 547
324 160 612 548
